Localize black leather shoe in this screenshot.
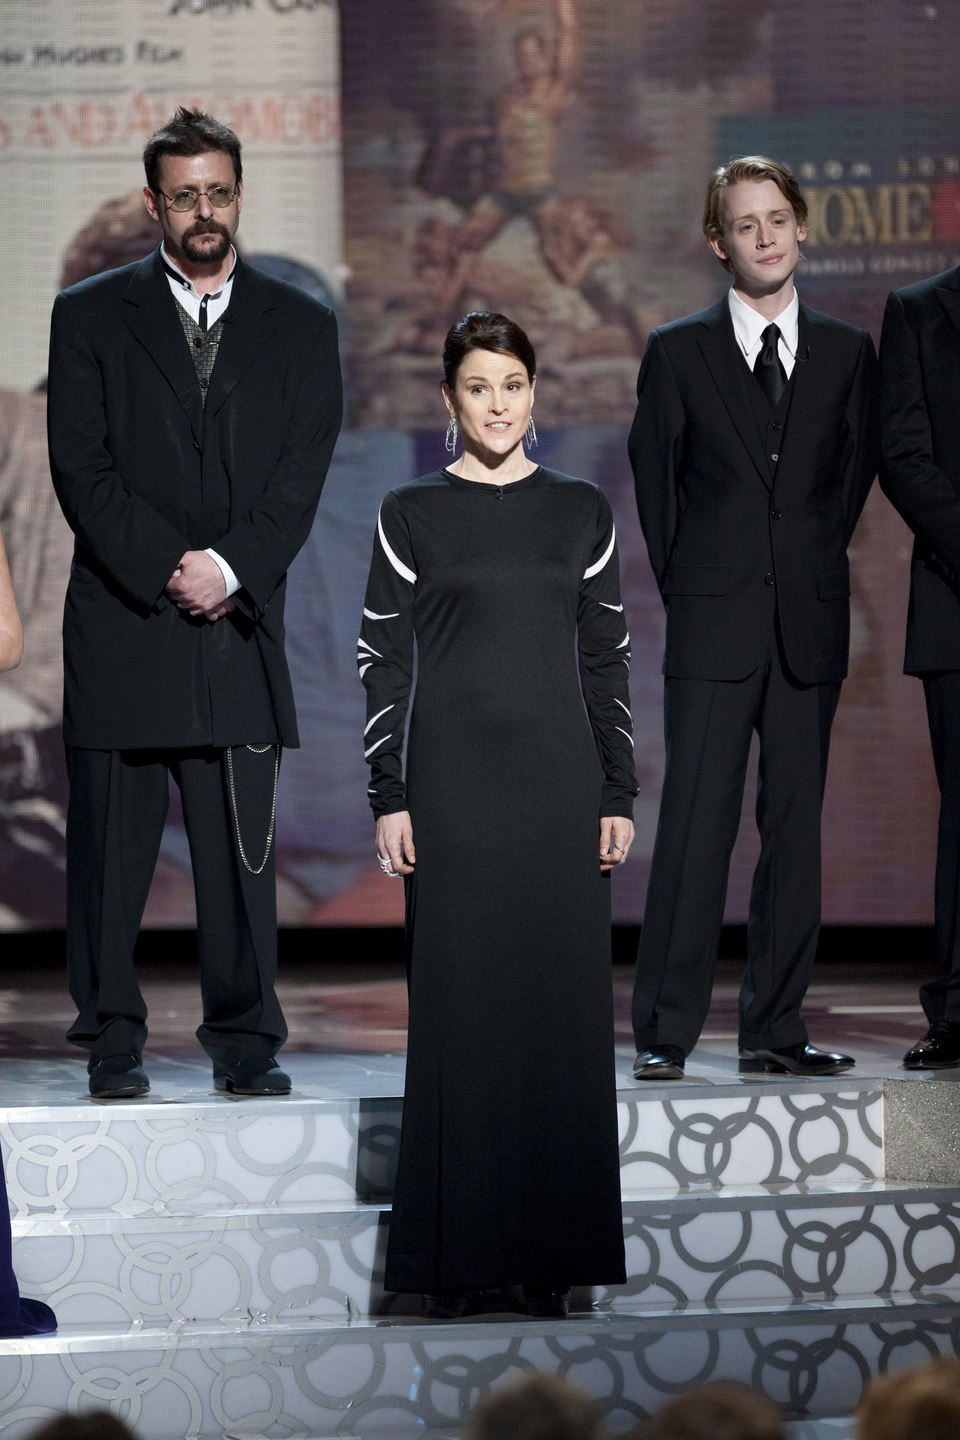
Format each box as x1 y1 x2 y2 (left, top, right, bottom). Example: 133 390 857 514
214 1057 291 1095
89 1054 150 1099
633 1045 686 1080
903 1021 960 1070
422 1290 470 1319
524 1286 571 1318
739 1042 855 1076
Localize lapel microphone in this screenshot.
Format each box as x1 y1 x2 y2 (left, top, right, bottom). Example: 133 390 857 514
797 346 811 362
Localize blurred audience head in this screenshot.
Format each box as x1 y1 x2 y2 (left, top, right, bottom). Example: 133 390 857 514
26 1411 140 1440
856 1357 960 1440
638 1381 784 1440
468 1371 608 1440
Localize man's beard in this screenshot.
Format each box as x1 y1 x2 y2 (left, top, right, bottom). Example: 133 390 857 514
181 219 231 265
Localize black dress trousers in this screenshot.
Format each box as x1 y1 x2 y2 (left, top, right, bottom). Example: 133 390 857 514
65 743 286 1067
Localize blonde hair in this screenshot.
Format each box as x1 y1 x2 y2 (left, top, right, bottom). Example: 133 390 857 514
703 156 807 272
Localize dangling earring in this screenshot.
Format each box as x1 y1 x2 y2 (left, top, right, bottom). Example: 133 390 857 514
525 415 538 448
445 416 458 454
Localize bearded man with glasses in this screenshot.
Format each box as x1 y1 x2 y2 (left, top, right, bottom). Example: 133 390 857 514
46 107 342 1099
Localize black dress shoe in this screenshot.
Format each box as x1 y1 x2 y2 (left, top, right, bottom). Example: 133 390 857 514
523 1285 571 1318
633 1045 686 1080
89 1054 150 1099
738 1042 855 1076
214 1057 291 1095
903 1021 960 1070
422 1290 469 1319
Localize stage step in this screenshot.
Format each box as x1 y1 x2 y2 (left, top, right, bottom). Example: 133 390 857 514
0 1060 957 1436
0 1295 956 1439
10 1178 960 1327
0 1075 885 1218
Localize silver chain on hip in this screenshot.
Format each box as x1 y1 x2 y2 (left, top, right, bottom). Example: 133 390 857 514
225 743 280 875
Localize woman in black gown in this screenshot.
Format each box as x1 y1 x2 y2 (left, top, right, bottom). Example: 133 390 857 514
359 311 636 1318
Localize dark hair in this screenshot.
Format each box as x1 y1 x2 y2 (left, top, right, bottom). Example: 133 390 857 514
442 311 536 389
26 1412 141 1440
143 107 242 193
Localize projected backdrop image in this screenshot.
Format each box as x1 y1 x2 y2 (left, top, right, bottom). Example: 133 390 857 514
0 0 958 928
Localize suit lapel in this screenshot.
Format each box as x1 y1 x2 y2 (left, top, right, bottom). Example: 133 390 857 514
696 299 771 486
205 260 278 421
121 250 203 443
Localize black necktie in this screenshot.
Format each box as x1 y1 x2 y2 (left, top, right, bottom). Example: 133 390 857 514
198 293 209 334
754 323 786 407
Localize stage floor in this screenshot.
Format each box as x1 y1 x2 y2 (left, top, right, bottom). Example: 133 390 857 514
0 953 948 1104
1 950 956 1440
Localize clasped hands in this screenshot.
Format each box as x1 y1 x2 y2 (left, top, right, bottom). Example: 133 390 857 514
165 550 234 622
375 810 635 877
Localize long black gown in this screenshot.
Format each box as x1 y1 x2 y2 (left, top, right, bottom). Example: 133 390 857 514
359 466 636 1294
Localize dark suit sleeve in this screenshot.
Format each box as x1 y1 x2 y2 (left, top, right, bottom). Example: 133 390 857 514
839 329 879 543
47 293 191 611
212 309 343 619
628 329 685 591
879 289 960 571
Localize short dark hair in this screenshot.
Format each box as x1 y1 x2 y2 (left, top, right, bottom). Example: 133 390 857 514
442 311 537 389
26 1411 140 1440
143 107 242 193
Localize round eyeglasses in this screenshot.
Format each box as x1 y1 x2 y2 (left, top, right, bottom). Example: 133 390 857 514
157 185 239 213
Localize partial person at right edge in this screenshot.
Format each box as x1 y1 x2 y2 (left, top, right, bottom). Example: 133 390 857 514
880 263 960 1071
629 155 878 1082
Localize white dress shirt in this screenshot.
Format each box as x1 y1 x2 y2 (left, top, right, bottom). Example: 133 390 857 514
728 286 799 379
160 244 240 597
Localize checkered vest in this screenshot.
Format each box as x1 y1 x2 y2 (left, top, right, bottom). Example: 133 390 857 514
175 305 225 407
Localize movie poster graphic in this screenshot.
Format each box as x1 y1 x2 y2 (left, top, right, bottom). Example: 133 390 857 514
0 0 953 928
340 0 772 428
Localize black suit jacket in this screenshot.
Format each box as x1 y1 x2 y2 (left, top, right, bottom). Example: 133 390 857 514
879 265 960 673
629 297 878 685
47 249 342 749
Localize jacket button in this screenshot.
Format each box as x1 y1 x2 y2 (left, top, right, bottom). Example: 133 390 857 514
193 440 201 451
764 572 775 586
771 509 782 520
773 421 782 431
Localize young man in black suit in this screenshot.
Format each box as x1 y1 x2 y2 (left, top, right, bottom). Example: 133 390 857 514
47 108 342 1098
880 267 960 1070
630 156 877 1080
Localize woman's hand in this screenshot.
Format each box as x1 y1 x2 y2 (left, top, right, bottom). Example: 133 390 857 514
376 810 416 877
600 816 634 871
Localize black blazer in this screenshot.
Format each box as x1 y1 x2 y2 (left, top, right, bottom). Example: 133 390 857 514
879 265 960 673
629 297 877 685
47 249 342 749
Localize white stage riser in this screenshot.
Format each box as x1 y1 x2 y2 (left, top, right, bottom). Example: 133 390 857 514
0 1083 883 1218
10 1189 960 1326
0 1309 957 1438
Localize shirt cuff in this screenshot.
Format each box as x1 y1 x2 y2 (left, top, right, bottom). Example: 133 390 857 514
204 548 240 597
